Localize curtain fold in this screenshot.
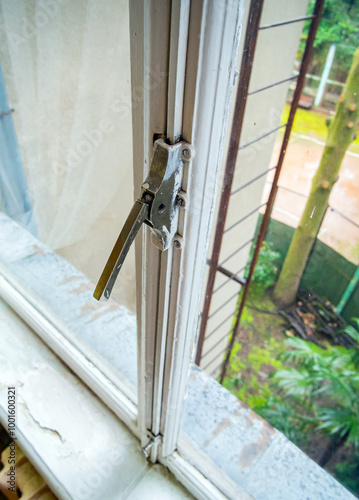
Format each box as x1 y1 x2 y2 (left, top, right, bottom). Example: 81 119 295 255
0 0 133 250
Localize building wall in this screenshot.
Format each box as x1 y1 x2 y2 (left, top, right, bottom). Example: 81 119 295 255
201 0 310 377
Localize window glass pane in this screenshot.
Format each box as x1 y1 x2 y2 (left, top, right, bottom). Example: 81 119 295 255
182 0 359 496
0 0 137 398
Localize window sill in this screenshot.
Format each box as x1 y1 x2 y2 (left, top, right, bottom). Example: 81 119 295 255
0 297 192 500
181 366 355 499
0 213 354 500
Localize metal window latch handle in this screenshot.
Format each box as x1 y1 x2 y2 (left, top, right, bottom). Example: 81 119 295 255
93 139 193 301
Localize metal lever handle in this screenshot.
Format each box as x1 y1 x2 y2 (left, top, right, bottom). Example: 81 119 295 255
93 199 149 301
94 139 192 302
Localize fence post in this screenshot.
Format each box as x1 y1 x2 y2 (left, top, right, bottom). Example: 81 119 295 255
336 266 359 315
314 43 336 107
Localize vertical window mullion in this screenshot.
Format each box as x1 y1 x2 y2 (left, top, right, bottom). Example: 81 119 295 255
129 0 243 466
129 0 173 456
160 0 243 459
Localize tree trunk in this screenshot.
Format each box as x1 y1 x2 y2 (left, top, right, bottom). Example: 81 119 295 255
318 431 349 468
273 48 359 307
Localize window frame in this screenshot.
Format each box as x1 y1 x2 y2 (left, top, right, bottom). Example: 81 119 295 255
129 0 243 466
0 1 243 498
0 2 356 499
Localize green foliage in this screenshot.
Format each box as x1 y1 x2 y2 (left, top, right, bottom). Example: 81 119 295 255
257 324 359 495
342 318 359 369
335 461 359 493
239 305 253 325
222 300 359 492
269 331 359 448
224 374 272 409
318 407 359 442
222 343 246 394
228 343 246 373
223 335 282 408
281 103 359 162
301 0 359 77
246 381 271 409
248 343 282 372
245 242 281 289
256 394 307 444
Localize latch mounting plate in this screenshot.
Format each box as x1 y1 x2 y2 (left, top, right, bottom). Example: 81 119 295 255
93 138 193 301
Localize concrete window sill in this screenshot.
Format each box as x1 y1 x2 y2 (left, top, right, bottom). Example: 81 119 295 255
0 297 192 500
0 213 354 500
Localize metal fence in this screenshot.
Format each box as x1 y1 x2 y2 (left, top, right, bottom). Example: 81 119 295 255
198 177 359 381
195 0 326 382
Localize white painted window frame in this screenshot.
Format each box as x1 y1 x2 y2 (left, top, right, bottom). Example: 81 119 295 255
0 1 243 498
130 0 242 495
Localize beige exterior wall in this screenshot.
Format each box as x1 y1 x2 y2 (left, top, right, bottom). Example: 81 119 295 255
201 0 310 376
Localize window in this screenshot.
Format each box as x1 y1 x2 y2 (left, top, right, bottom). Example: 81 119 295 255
0 1 355 499
0 0 244 497
0 0 139 409
193 0 359 497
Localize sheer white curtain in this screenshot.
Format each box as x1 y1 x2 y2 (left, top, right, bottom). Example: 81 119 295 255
0 0 136 310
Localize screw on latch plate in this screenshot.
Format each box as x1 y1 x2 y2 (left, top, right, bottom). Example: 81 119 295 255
177 191 188 208
180 143 194 161
173 235 183 249
93 139 194 301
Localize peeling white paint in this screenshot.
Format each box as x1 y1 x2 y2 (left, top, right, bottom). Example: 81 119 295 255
0 298 192 500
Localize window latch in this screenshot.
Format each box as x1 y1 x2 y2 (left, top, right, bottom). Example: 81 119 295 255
93 139 193 301
142 431 162 461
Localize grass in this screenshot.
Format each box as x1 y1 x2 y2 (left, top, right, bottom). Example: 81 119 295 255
222 284 287 408
281 103 359 154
